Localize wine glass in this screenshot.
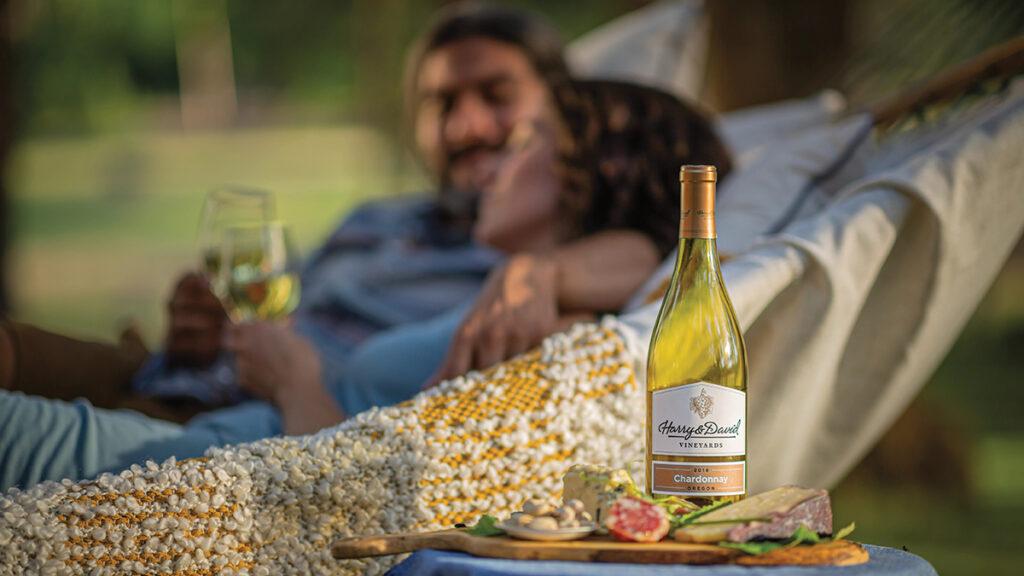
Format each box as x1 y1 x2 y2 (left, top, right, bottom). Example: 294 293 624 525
218 221 302 322
197 186 274 296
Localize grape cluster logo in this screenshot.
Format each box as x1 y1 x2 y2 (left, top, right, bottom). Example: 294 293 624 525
690 388 714 419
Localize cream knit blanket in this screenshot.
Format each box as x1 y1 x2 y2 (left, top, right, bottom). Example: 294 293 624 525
0 320 642 575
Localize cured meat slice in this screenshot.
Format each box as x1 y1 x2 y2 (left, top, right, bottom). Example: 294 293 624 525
674 486 833 543
604 496 670 542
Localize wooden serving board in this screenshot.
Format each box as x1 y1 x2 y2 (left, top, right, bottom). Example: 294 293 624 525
331 530 869 566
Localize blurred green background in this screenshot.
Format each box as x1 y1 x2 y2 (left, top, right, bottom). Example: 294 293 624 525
4 0 637 341
1 1 1022 574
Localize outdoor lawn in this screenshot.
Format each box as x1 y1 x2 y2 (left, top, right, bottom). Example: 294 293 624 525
7 126 425 344
832 258 1024 575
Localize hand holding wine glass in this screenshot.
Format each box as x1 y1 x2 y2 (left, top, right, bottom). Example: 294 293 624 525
165 272 227 368
164 187 273 367
223 318 345 435
217 222 343 432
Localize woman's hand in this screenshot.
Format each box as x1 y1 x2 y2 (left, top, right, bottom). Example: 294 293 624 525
224 321 345 435
428 254 594 387
425 227 659 389
224 321 316 402
165 272 227 368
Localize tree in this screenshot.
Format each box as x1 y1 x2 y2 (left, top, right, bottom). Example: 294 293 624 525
0 0 12 312
704 0 851 112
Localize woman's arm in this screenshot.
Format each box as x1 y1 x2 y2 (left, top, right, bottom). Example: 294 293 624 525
552 229 660 313
429 229 659 384
276 381 347 436
225 322 346 436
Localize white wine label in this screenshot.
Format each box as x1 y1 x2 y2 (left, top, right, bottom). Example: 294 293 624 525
651 461 745 496
650 382 745 456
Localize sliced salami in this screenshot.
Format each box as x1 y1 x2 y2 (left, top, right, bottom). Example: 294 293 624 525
604 496 670 542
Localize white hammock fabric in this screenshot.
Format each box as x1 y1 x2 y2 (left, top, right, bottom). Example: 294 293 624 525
567 0 708 104
620 77 1024 491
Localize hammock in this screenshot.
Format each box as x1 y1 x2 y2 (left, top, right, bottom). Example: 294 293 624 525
2 32 1023 576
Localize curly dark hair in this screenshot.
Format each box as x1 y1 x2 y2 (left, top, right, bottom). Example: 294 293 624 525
554 80 733 258
406 2 570 97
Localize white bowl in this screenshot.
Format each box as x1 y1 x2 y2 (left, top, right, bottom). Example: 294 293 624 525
498 520 597 542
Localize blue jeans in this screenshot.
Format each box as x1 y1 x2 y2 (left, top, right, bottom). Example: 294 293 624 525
0 306 463 490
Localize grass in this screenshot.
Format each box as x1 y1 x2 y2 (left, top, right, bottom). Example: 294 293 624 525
6 126 425 343
831 251 1024 576
832 487 1024 575
6 127 1024 575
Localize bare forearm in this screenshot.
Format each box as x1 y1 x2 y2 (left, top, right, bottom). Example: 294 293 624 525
551 230 660 313
431 230 659 384
278 387 346 432
277 382 347 436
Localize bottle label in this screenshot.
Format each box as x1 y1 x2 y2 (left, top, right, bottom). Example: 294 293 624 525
651 461 746 496
680 205 715 238
679 178 716 238
650 382 745 456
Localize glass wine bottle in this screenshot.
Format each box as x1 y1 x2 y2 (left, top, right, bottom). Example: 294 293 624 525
645 165 747 505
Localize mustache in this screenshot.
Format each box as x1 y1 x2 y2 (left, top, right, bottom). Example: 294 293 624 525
446 141 506 166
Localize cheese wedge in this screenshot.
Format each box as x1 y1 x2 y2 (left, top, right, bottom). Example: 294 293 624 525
674 486 833 543
561 464 637 524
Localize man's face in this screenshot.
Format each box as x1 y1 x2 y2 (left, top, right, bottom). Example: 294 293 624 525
414 37 555 193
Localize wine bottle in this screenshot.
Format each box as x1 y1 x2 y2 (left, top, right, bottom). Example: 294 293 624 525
645 165 747 505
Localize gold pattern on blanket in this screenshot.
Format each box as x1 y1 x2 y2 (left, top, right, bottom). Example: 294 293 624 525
413 332 632 527
2 322 640 575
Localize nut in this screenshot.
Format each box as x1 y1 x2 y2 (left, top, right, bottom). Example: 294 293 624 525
522 499 553 516
555 506 575 524
527 516 559 531
514 513 534 526
565 499 585 513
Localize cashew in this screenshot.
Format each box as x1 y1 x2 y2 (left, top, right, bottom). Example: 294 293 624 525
527 516 559 531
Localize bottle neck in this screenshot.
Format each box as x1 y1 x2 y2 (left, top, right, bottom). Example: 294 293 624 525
678 165 719 270
677 236 721 275
679 178 716 239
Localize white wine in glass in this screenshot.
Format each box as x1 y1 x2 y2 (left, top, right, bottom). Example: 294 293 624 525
197 186 274 295
219 222 301 322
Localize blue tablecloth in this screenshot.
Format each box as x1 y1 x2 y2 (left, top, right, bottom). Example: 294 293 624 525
386 545 936 576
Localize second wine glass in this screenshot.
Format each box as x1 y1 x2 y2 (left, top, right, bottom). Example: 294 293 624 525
198 186 274 296
219 222 302 322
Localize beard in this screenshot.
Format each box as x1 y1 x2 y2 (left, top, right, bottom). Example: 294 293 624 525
444 142 506 192
437 142 504 227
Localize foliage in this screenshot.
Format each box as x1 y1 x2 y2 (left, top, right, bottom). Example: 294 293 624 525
10 0 635 137
718 522 856 556
464 515 505 537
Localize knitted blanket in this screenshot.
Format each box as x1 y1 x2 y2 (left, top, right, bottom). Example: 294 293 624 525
0 321 642 575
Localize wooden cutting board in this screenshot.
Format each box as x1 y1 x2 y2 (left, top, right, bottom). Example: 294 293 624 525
331 530 869 566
